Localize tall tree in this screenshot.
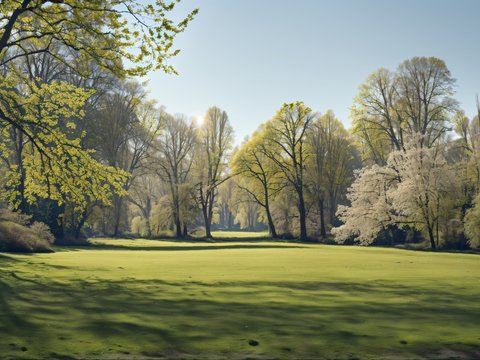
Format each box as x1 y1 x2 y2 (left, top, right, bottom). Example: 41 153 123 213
264 102 316 242
232 128 283 238
352 57 458 164
307 110 356 237
195 106 233 238
154 113 196 238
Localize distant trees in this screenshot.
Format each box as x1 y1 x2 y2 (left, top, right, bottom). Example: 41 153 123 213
92 82 162 237
231 104 358 241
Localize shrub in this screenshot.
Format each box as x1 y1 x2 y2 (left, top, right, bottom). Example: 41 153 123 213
0 208 31 225
0 209 54 253
30 221 55 245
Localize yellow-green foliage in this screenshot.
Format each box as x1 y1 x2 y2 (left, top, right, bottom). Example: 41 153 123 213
0 238 478 358
0 1 198 76
0 78 128 210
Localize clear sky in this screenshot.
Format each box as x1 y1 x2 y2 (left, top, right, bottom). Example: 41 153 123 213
142 0 480 143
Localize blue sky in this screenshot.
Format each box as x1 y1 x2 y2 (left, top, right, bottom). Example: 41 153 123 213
142 0 480 143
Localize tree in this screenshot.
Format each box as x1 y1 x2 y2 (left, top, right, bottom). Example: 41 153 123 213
453 108 480 190
333 164 398 245
231 128 284 238
263 102 316 241
352 57 458 164
0 80 128 208
194 106 233 238
128 173 159 238
0 1 197 76
390 144 457 249
351 68 402 164
334 139 456 249
154 113 196 238
306 110 356 237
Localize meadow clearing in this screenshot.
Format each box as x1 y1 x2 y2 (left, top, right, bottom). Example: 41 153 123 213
0 233 479 359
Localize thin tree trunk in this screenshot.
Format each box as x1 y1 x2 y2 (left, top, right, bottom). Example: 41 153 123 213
265 208 277 238
75 209 89 241
202 204 212 238
205 219 212 238
319 198 326 238
298 189 308 242
329 192 336 225
427 225 436 250
113 196 123 237
205 192 214 238
145 217 152 238
175 217 182 238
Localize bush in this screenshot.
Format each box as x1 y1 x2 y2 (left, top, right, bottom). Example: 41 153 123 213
55 233 90 246
0 208 31 225
30 221 55 245
0 209 54 253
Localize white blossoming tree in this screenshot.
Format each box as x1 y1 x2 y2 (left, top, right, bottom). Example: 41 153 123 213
333 140 457 249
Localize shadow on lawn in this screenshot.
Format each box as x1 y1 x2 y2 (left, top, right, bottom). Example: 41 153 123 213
1 265 479 359
59 243 307 252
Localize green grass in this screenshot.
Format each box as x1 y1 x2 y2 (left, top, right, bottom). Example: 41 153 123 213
209 230 270 239
0 234 479 359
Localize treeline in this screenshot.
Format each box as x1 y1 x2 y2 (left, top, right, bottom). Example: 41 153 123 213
1 2 479 252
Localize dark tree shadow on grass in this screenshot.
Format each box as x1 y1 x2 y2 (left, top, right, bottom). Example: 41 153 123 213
57 243 308 252
1 265 479 359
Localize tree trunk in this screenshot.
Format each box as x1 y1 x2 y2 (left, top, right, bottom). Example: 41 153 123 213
205 192 214 238
265 208 277 238
175 216 182 238
319 198 326 238
298 189 308 242
228 210 233 230
75 210 89 241
183 223 188 238
205 219 212 238
329 192 336 225
202 205 212 238
145 217 152 238
427 225 436 250
113 196 123 237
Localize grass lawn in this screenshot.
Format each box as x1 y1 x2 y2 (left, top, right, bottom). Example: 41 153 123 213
0 233 479 359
